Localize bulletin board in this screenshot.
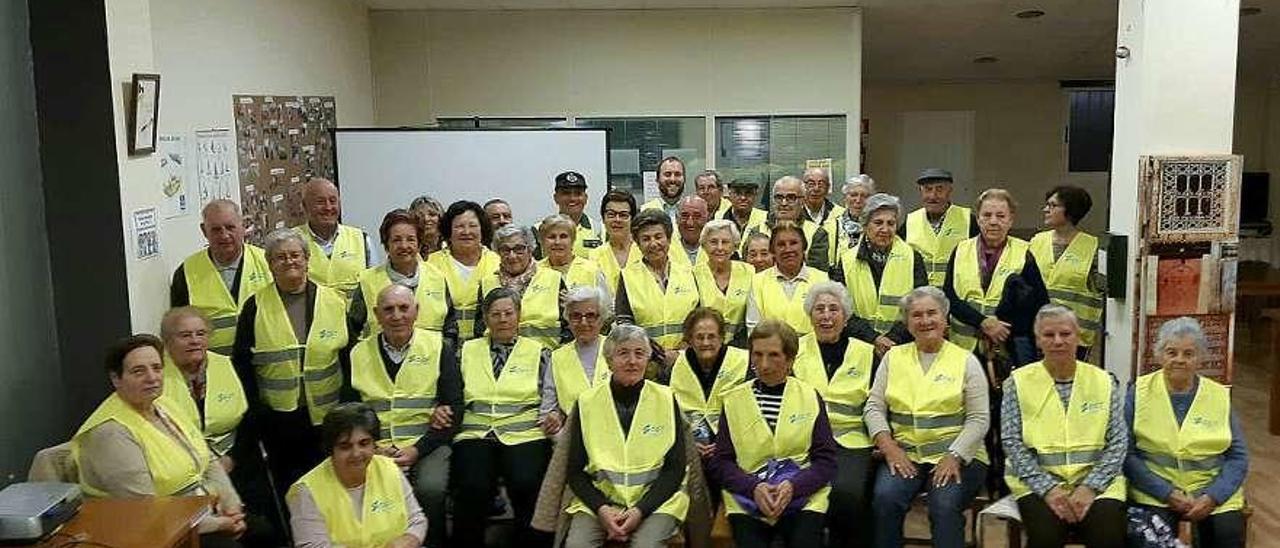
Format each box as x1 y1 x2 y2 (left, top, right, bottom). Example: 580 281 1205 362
232 95 337 244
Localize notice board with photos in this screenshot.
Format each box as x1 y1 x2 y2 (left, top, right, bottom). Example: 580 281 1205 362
233 95 337 244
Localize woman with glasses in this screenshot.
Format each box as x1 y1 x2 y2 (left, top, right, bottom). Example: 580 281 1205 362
1030 186 1104 361
592 189 642 295
478 225 569 348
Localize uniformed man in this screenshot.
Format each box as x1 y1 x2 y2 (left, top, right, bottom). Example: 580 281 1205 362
900 168 978 287
542 171 602 258
293 178 372 297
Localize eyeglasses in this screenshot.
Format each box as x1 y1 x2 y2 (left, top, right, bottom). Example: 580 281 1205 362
603 210 632 219
568 312 600 323
773 193 802 203
497 245 529 255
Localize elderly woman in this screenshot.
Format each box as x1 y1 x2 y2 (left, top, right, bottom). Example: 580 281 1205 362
615 209 701 362
479 224 570 348
837 193 928 356
74 335 247 547
538 214 611 297
549 286 613 417
865 286 989 548
592 189 643 295
1031 186 1104 360
1001 305 1126 548
349 209 456 341
160 307 248 466
452 288 555 547
1125 317 1247 548
426 200 501 342
410 195 445 258
709 319 836 548
287 403 426 548
791 282 876 548
563 324 690 548
825 174 876 262
693 220 754 347
746 222 830 336
743 232 775 273
232 228 351 498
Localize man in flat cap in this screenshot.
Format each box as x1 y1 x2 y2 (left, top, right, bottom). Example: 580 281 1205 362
546 170 602 258
723 178 769 254
900 168 979 287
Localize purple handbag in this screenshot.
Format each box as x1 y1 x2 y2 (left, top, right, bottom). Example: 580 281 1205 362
730 459 811 518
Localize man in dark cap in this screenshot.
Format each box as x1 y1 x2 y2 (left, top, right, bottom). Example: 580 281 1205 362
548 170 602 258
722 178 768 242
901 168 979 287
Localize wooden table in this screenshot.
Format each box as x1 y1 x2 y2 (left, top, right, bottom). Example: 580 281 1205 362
35 496 210 548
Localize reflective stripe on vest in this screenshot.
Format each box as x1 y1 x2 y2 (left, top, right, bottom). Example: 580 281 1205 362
883 341 988 464
751 267 829 335
550 341 610 413
457 337 546 445
669 347 750 436
792 334 874 449
160 352 248 456
948 237 1030 352
693 261 753 340
72 395 210 497
481 267 563 348
250 284 348 425
355 262 450 339
905 205 971 287
427 249 500 342
297 224 367 295
621 261 700 349
182 245 273 355
721 378 830 516
842 238 915 337
351 329 443 449
292 455 408 547
1030 231 1103 347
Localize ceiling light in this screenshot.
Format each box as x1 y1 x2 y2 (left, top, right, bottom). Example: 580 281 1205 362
973 56 999 64
1015 9 1045 19
1240 7 1262 16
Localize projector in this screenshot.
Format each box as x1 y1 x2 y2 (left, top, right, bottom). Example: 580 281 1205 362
0 482 81 542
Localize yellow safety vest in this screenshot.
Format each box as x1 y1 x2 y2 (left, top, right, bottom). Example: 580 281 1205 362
591 242 642 296
1006 361 1125 501
721 378 830 517
539 256 602 293
457 337 546 445
533 218 603 259
883 341 988 464
250 284 349 425
669 347 750 435
905 205 971 287
550 340 610 413
742 219 821 259
1131 372 1245 513
1029 231 1102 347
351 329 442 449
751 267 829 335
793 334 874 449
355 261 450 340
297 224 368 296
641 198 674 213
822 210 853 267
72 394 210 497
730 208 770 255
948 237 1030 352
841 238 916 336
160 352 248 456
292 455 408 548
565 381 690 520
693 261 754 340
480 267 563 348
669 242 709 271
181 245 273 355
620 261 700 349
427 249 500 342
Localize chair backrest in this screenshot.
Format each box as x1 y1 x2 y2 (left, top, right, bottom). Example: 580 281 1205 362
28 442 77 483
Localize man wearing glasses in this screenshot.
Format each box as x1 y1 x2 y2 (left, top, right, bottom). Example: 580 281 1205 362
742 175 831 272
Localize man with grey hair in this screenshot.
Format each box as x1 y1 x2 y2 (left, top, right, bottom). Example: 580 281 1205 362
899 168 979 287
694 169 731 218
826 174 876 259
747 175 832 271
802 166 845 225
171 199 274 355
672 195 710 269
293 177 373 296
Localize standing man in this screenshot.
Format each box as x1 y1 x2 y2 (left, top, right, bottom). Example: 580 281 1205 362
724 178 768 253
171 199 274 356
294 177 372 297
642 156 687 222
543 171 602 258
746 176 832 272
671 195 710 269
694 169 732 218
802 167 845 225
902 168 978 287
484 199 514 231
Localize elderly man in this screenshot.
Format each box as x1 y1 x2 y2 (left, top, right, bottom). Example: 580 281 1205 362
724 179 768 252
802 167 845 225
538 171 602 259
671 195 710 269
293 177 372 296
484 198 514 231
641 156 687 222
695 169 732 218
900 168 978 287
171 199 274 355
744 176 831 272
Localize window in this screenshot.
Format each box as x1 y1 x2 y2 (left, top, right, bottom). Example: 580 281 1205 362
435 117 569 129
575 117 706 201
716 115 847 202
1065 87 1115 173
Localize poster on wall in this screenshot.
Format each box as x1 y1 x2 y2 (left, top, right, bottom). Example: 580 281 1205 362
196 128 238 209
232 95 337 244
157 134 192 219
131 207 161 260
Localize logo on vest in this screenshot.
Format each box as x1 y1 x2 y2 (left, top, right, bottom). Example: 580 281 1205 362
247 272 269 283
318 329 339 340
641 423 665 436
216 392 234 403
845 367 861 377
338 250 355 259
932 373 956 384
1189 415 1218 429
406 355 432 365
673 286 692 295
788 412 813 424
1079 400 1104 414
528 283 553 294
370 499 394 513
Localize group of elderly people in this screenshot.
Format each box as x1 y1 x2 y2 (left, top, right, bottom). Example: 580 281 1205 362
67 163 1247 548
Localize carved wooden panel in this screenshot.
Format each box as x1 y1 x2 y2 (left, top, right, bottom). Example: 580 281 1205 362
1142 155 1241 242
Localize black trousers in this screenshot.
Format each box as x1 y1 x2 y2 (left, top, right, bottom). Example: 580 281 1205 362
227 436 287 547
827 446 874 548
728 510 826 548
1018 495 1125 548
257 408 324 505
450 437 551 548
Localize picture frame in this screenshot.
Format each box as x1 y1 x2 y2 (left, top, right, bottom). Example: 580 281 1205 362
129 73 160 155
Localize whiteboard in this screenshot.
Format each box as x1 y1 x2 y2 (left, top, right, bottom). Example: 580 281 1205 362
334 128 610 239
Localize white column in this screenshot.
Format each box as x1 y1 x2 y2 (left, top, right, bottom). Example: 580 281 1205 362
1106 0 1241 381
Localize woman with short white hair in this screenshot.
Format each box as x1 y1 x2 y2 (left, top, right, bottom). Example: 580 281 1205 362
548 286 614 417
693 219 754 346
826 174 876 257
836 193 928 357
538 214 611 299
478 224 570 348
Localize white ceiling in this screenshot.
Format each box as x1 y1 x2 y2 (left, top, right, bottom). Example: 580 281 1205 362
364 0 1280 82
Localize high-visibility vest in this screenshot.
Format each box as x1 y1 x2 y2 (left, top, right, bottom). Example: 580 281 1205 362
741 219 821 258
296 224 368 296
427 249 500 342
534 218 603 259
457 337 546 445
721 378 830 516
751 267 829 335
693 261 754 340
841 238 916 336
351 329 442 449
539 256 602 293
291 455 408 548
1029 231 1103 347
479 267 563 348
550 340 610 413
792 334 874 449
714 198 732 218
669 347 750 435
160 352 248 456
948 237 1031 352
181 245 273 355
669 243 709 271
882 341 988 464
1130 372 1245 513
591 242 642 296
822 210 855 267
355 261 450 340
641 198 674 213
565 381 690 519
72 394 210 497
729 208 770 255
1006 361 1125 501
905 205 971 287
250 284 349 425
620 261 700 349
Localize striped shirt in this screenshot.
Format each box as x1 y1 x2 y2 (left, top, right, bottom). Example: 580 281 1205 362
752 380 787 429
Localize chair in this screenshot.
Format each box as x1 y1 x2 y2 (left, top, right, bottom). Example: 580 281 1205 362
28 442 76 483
901 491 987 547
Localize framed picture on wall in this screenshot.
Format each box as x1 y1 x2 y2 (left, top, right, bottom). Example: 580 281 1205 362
129 73 160 155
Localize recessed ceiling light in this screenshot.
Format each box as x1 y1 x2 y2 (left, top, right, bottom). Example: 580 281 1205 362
1015 9 1045 19
1240 6 1262 16
973 56 999 64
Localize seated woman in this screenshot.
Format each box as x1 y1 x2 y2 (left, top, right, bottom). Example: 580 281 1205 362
864 286 989 548
563 324 689 548
746 223 830 336
73 334 247 547
836 193 928 357
349 209 456 342
693 220 754 347
615 209 701 365
549 286 614 418
538 214 610 297
1125 317 1247 548
479 224 570 348
792 282 876 548
1001 305 1126 548
426 200 501 343
287 403 426 548
710 319 837 548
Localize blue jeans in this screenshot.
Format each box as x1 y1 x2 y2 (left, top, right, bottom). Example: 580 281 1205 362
870 459 986 548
